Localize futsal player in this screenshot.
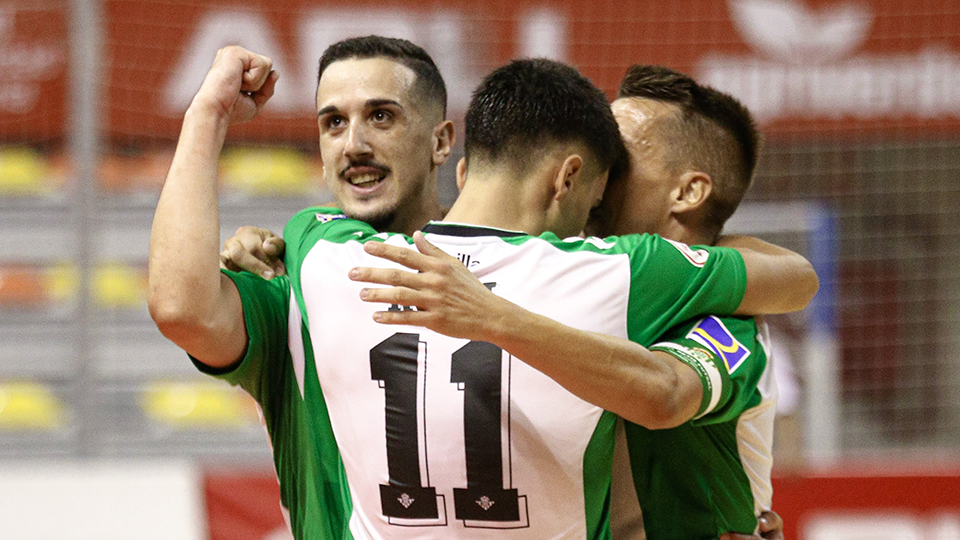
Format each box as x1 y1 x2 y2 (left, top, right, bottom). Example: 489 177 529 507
600 65 784 540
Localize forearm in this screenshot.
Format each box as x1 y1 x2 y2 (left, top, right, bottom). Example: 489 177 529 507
719 235 819 315
483 299 699 428
148 103 240 361
354 233 703 427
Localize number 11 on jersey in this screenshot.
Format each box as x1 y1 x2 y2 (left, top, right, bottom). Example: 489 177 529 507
370 332 529 529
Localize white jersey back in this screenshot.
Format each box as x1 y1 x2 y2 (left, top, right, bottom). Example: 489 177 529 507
302 228 630 539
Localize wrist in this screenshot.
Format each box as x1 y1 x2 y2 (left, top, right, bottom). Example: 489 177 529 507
481 296 524 348
185 96 231 127
181 99 231 145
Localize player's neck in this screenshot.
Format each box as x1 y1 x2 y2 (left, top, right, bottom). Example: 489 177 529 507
660 218 715 247
390 199 444 236
384 175 445 235
443 176 547 235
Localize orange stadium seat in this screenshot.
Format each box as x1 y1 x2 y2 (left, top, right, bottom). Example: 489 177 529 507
0 262 149 309
98 150 173 193
0 265 49 307
44 152 73 192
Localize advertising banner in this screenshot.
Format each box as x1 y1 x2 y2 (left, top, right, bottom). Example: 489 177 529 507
202 468 960 540
104 0 960 142
204 470 291 540
6 1 960 142
773 468 960 539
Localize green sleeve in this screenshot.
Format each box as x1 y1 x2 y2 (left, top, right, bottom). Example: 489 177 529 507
651 316 767 425
190 270 290 404
622 234 748 346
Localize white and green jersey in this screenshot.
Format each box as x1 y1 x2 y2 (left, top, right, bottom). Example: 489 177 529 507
618 316 778 540
195 207 749 540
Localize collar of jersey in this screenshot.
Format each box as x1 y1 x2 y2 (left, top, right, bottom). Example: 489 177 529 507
421 221 527 238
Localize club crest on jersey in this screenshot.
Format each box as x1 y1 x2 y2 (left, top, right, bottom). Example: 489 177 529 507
316 212 346 223
664 238 709 267
686 316 750 373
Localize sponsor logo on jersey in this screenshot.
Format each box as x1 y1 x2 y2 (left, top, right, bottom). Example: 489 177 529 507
664 238 710 267
686 316 750 373
315 212 346 223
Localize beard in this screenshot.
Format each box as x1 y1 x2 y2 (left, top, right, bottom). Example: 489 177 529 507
343 205 398 233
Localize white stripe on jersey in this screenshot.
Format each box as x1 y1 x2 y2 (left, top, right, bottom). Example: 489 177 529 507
737 319 777 517
287 287 306 399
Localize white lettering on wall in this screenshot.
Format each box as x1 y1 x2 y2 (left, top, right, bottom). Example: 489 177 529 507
699 48 960 122
164 8 568 117
698 0 960 123
164 11 301 114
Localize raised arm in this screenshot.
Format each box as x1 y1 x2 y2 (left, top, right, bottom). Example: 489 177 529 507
721 235 819 315
147 46 278 367
349 233 705 428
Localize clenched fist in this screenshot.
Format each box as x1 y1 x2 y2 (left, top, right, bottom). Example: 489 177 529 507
190 45 279 125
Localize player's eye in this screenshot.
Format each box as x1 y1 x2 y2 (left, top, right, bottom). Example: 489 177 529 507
371 109 393 124
322 116 345 131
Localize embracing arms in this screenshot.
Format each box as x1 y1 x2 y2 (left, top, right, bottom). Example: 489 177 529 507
219 226 817 423
724 235 818 315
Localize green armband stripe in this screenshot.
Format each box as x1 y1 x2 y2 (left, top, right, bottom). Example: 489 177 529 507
650 342 723 419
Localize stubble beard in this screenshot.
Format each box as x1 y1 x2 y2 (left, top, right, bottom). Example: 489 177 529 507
342 203 398 233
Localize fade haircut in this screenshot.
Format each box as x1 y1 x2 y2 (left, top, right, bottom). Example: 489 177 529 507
618 65 762 238
465 58 627 179
318 35 447 118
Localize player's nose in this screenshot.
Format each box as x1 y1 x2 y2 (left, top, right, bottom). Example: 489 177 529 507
344 122 373 159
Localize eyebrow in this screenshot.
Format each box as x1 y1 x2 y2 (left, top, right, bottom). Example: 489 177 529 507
317 99 404 118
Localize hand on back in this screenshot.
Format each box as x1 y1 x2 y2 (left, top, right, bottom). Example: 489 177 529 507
349 231 508 341
220 226 286 279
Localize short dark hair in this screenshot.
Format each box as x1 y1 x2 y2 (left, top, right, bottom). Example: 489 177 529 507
318 35 447 117
465 58 626 179
618 65 762 237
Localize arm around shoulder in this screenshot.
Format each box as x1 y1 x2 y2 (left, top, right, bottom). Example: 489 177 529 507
719 235 819 315
351 233 705 428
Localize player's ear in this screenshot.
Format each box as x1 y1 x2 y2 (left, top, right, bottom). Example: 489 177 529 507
432 121 455 167
671 171 712 215
553 154 584 201
455 157 467 191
